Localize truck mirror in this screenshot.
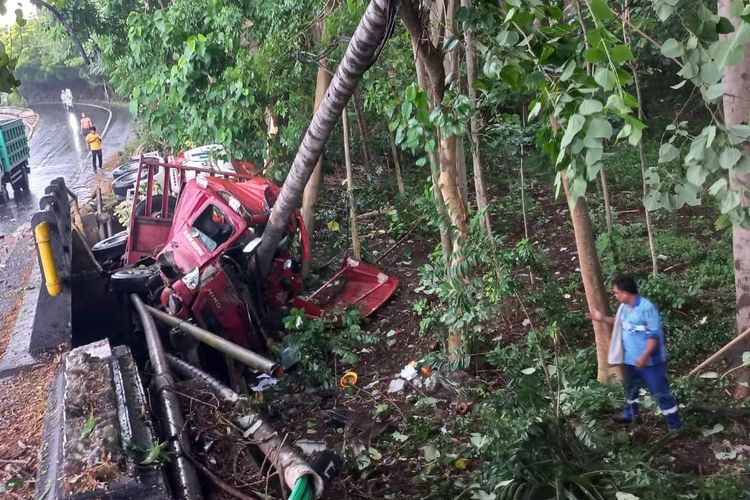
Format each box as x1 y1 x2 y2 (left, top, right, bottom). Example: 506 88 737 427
243 237 262 254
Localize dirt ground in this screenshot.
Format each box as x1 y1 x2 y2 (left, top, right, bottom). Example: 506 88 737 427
0 350 63 498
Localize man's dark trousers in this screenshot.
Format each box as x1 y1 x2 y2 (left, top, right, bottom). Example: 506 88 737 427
92 150 102 171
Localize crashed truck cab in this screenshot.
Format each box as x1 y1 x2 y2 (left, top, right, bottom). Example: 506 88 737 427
148 164 399 356
156 175 308 352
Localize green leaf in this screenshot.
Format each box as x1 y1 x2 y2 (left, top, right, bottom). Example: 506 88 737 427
0 478 23 493
659 143 679 163
570 177 588 201
561 114 586 149
708 177 728 196
560 60 576 81
520 367 536 375
594 68 615 91
589 0 614 21
587 118 613 139
610 44 635 63
716 17 735 34
704 83 725 102
528 101 542 120
584 48 606 63
579 99 603 115
81 414 97 439
661 38 684 58
700 61 721 85
643 189 661 211
720 147 742 169
719 189 740 213
585 146 603 166
686 164 707 186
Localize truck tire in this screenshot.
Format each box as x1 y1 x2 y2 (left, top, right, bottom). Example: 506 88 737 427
112 171 138 201
111 161 139 179
134 194 177 218
110 265 160 293
19 168 29 192
92 231 128 263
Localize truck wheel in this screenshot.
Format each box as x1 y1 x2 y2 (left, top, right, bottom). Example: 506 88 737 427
134 194 177 218
110 265 160 293
111 161 139 179
92 231 128 263
19 168 29 193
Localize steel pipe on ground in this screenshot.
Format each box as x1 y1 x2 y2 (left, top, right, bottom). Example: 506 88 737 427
166 354 324 499
143 304 283 378
131 295 203 500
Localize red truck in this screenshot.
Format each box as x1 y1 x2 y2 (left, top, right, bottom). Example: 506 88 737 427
104 156 398 353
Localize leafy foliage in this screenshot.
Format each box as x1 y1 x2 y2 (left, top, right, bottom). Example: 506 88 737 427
281 307 377 387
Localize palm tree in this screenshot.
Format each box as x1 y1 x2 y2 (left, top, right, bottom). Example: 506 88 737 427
256 0 399 274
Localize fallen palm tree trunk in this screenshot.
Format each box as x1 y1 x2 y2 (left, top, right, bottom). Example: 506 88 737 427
131 294 203 500
166 354 325 499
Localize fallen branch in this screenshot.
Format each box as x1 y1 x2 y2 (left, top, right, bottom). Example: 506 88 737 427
688 325 750 376
689 404 750 418
374 216 425 264
356 205 393 220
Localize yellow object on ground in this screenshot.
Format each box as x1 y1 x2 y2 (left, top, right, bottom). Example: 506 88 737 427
340 371 358 388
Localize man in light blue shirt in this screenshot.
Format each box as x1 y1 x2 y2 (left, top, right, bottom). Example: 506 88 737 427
588 275 681 431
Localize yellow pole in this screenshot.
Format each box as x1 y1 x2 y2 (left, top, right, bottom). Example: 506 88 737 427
34 222 61 297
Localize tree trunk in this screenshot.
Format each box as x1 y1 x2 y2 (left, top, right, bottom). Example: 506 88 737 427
462 0 492 235
30 0 91 65
600 167 614 236
562 172 621 383
412 37 453 258
352 89 373 169
719 0 750 397
343 108 361 259
403 0 471 359
388 130 405 194
456 138 469 209
257 0 399 274
300 62 333 276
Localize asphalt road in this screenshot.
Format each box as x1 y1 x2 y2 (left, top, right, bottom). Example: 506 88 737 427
0 102 133 236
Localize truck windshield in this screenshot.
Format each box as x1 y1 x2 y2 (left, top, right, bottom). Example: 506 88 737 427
191 204 234 252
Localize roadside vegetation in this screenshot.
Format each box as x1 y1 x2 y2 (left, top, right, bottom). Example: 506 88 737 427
1 0 750 498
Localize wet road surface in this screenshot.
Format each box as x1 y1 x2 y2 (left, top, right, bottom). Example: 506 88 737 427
0 102 133 236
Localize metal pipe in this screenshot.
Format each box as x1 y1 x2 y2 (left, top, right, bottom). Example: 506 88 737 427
166 354 239 403
131 295 203 500
34 222 61 297
165 355 324 499
144 304 284 378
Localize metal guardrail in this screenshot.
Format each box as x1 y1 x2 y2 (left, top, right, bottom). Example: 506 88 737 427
29 177 74 353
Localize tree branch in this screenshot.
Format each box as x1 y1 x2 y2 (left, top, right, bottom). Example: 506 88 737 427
30 0 91 65
399 0 445 101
